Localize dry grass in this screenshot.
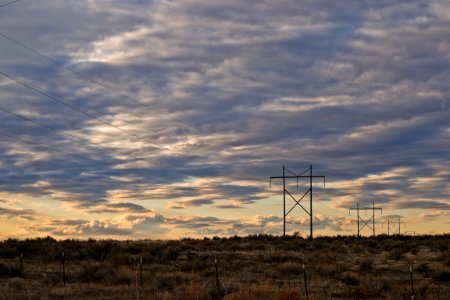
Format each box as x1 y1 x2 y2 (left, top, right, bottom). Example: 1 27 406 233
0 234 449 299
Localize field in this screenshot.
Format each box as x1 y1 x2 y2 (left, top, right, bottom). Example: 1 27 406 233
0 234 449 299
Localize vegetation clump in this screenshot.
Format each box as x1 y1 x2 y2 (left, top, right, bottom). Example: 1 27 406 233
0 234 448 299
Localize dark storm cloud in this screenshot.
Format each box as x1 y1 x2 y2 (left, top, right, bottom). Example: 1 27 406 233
0 0 449 236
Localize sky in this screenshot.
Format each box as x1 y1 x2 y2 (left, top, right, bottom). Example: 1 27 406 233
0 0 449 239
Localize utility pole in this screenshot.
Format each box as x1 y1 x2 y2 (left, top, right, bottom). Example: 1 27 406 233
349 202 382 236
382 219 391 235
398 219 404 235
384 218 406 235
270 165 325 239
387 219 390 235
283 166 286 236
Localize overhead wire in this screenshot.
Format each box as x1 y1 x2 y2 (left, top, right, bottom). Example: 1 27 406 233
0 130 110 167
0 31 202 134
7 32 438 215
0 70 272 187
0 106 138 161
0 70 187 157
0 31 275 173
0 129 197 203
0 12 443 235
0 127 197 187
0 0 20 8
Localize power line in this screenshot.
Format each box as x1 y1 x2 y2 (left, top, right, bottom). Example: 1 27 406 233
0 70 267 184
0 33 318 182
349 202 382 236
0 106 137 161
0 70 186 157
0 31 202 134
0 0 20 8
0 130 200 203
0 105 225 185
0 128 196 186
0 130 110 167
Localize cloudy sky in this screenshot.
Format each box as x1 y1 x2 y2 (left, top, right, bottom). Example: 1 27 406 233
0 0 449 239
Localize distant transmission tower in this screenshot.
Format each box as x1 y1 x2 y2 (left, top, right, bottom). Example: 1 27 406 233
270 165 325 239
383 219 406 235
349 202 382 236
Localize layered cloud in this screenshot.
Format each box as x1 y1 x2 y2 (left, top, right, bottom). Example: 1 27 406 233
0 0 449 238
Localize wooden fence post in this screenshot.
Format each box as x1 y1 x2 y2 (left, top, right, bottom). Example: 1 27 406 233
62 252 66 287
19 253 23 278
215 258 221 299
302 263 309 300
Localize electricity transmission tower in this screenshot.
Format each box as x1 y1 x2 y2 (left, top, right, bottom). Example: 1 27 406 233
349 202 382 236
270 165 325 239
383 219 406 235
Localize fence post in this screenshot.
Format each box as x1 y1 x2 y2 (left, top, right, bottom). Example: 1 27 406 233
302 263 309 300
62 252 66 287
215 258 220 299
410 266 415 299
19 253 23 278
140 257 143 287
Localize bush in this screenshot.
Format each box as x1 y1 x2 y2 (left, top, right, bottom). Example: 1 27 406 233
279 262 303 275
0 262 21 278
432 268 450 282
416 263 429 277
7 277 26 290
341 272 360 286
359 258 373 272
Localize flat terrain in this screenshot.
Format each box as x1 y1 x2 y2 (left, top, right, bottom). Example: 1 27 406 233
0 234 449 299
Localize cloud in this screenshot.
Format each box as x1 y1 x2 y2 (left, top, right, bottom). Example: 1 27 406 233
51 220 133 236
167 215 229 229
0 0 449 237
0 206 38 220
23 210 167 238
395 201 450 210
419 211 449 221
87 202 151 214
168 199 215 209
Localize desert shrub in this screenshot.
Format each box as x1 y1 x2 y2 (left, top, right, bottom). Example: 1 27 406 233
341 272 360 286
438 251 450 267
0 262 21 278
378 239 400 251
444 257 450 267
416 263 429 277
432 268 450 282
75 262 118 284
315 264 339 278
430 239 448 251
114 266 134 285
125 244 142 255
359 258 374 273
0 246 17 259
6 277 26 290
161 245 181 261
388 248 404 260
175 281 211 300
279 262 303 275
378 278 392 292
351 244 365 254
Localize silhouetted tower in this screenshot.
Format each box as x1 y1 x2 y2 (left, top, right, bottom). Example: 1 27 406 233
349 202 382 236
270 166 325 239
